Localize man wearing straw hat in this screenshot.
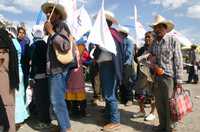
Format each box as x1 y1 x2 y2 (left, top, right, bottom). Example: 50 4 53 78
96 10 123 131
117 26 136 106
41 1 74 132
149 15 183 132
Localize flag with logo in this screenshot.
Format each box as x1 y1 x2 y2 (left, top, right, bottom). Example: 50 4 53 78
68 6 92 40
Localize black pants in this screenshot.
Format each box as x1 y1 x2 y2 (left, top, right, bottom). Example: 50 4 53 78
66 100 87 115
89 63 101 99
33 78 51 123
119 84 133 104
188 66 199 83
154 76 175 131
0 96 9 131
120 65 134 104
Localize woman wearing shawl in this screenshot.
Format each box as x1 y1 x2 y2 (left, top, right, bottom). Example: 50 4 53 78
0 28 19 132
10 27 29 126
65 44 87 117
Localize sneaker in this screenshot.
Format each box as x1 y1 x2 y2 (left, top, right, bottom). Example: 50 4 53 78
125 101 133 106
92 99 99 106
144 113 156 121
132 111 145 118
34 122 52 130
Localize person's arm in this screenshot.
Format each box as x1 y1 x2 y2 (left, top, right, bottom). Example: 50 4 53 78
124 39 134 65
173 38 184 85
29 44 37 79
44 21 70 52
50 33 71 52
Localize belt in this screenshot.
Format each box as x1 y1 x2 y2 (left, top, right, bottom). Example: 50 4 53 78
155 74 173 80
162 74 173 79
34 73 47 79
51 67 64 75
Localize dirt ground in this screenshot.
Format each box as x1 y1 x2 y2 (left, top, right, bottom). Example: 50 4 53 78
17 72 200 132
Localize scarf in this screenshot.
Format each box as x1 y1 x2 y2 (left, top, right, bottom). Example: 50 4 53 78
110 28 123 44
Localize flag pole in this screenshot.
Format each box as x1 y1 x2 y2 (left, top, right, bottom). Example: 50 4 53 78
134 5 138 47
48 0 59 22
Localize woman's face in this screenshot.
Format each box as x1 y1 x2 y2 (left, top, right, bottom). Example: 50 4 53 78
17 29 25 40
0 49 7 65
145 33 154 46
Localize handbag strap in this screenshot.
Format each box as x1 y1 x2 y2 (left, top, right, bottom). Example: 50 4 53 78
171 84 184 98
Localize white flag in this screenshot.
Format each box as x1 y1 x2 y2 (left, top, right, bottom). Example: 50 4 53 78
68 6 92 40
87 0 116 55
134 5 146 48
58 0 77 19
58 0 77 35
168 29 192 47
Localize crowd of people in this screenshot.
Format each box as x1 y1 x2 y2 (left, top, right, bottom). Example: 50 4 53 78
0 1 199 132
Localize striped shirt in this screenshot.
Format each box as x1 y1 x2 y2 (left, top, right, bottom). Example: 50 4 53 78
151 34 183 83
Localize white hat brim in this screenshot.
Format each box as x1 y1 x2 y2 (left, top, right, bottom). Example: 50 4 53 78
150 20 174 32
105 14 118 24
118 28 129 34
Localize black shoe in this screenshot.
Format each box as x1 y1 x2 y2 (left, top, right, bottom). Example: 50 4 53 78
80 109 90 117
186 81 192 83
194 81 198 84
152 125 165 132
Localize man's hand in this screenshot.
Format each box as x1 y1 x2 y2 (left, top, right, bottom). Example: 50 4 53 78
147 54 157 70
147 54 156 64
29 79 36 87
174 83 182 91
44 21 54 35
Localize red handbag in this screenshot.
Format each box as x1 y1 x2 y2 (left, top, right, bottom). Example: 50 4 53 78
169 85 193 122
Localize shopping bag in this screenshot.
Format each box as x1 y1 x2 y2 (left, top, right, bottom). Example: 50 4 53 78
169 86 193 122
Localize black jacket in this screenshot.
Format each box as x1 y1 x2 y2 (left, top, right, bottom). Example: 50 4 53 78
30 39 47 78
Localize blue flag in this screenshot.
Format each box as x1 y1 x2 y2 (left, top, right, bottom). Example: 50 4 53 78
76 31 90 45
36 10 43 25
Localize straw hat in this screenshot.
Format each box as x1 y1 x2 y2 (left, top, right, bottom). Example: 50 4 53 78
150 15 174 32
191 44 197 49
104 10 118 24
41 0 67 20
118 26 129 34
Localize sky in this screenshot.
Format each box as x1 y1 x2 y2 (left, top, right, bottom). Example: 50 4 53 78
0 0 199 44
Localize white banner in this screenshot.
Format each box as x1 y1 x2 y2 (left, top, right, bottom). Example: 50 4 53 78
87 0 116 55
168 29 192 47
134 5 146 48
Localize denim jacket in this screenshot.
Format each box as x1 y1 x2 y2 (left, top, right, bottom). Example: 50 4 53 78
123 37 134 65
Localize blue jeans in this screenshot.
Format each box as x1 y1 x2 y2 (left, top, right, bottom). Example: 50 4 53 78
49 71 71 132
99 61 120 123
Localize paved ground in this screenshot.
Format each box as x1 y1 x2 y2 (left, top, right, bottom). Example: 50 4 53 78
18 72 200 132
